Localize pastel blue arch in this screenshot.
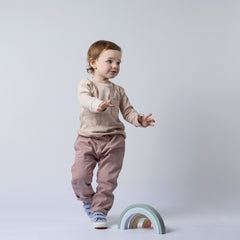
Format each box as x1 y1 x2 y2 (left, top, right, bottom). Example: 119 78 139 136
118 204 166 234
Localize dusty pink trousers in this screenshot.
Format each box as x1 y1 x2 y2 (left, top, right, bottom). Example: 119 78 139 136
71 134 125 215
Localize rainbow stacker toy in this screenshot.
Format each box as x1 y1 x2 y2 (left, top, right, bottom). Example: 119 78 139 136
118 204 166 234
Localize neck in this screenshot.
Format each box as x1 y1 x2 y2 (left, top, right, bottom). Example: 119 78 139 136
92 75 110 84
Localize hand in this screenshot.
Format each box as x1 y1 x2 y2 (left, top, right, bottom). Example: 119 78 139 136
138 113 155 128
97 99 115 112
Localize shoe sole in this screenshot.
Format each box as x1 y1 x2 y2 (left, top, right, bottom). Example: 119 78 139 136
94 222 108 229
95 227 108 229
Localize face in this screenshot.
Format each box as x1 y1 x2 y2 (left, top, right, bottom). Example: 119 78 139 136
91 49 122 82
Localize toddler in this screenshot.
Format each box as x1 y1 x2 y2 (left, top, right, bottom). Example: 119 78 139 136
71 40 155 229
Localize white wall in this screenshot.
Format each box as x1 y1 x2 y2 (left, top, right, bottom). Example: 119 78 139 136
1 0 240 210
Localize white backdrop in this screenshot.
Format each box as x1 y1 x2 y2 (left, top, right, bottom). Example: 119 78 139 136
1 0 240 214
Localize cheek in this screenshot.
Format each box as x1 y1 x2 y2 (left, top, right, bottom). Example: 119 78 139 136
106 65 113 71
99 65 108 72
104 66 111 72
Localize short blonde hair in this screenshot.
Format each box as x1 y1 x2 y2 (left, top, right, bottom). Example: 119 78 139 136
87 40 122 74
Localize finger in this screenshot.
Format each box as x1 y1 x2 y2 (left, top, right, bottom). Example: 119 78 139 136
101 101 108 107
148 118 155 123
97 102 105 111
106 99 115 107
146 121 155 126
108 104 115 108
144 113 152 119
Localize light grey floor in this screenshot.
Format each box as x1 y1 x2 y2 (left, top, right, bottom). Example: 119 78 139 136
1 188 240 240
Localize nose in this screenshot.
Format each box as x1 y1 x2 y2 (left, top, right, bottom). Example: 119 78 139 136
112 62 118 69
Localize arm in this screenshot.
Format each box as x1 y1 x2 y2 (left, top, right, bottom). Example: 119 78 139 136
120 88 155 127
119 88 142 127
78 79 103 112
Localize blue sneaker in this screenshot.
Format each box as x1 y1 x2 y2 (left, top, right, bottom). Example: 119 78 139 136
83 202 93 219
93 212 108 229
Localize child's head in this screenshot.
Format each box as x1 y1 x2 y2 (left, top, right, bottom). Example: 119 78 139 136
87 40 122 74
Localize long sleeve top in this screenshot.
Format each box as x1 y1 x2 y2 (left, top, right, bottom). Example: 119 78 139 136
76 78 141 138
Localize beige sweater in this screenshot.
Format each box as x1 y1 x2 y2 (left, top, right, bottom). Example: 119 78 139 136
76 78 141 138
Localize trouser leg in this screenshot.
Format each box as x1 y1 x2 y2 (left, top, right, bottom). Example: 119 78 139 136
91 135 125 215
71 136 97 202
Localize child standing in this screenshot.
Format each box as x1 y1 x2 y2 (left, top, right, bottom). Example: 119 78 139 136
71 40 155 229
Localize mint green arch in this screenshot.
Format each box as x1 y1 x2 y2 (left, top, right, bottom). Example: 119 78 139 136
118 204 166 234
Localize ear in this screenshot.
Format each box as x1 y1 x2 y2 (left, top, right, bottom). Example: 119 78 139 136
90 58 97 69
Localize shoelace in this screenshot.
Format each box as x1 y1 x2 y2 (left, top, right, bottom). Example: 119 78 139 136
93 212 106 222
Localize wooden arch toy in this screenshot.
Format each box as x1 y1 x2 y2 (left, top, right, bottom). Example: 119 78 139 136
118 204 166 234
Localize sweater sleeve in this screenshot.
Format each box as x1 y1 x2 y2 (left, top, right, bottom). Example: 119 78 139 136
119 87 142 127
78 79 103 112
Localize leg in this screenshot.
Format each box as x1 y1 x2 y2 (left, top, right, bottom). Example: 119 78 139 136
71 135 97 202
91 135 125 215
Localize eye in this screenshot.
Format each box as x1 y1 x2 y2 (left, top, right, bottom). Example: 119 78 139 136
117 61 121 65
107 60 112 64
